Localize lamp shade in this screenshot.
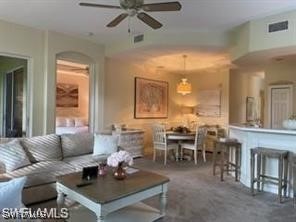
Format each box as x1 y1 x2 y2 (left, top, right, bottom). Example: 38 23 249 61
181 106 194 114
177 78 192 95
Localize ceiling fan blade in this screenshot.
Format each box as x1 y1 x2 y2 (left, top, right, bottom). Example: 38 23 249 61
137 12 162 29
79 2 121 9
142 1 182 12
107 13 129 27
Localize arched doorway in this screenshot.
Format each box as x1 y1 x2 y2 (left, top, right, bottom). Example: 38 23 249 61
55 51 95 133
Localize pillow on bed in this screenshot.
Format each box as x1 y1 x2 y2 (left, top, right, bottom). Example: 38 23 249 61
56 117 66 127
75 118 86 127
66 118 75 127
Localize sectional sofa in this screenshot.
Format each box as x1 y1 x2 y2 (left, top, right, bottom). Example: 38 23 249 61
0 133 109 205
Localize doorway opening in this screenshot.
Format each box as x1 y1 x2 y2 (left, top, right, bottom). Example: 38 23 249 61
0 55 28 138
55 60 90 134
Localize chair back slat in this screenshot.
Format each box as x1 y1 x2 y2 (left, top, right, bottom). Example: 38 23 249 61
152 124 167 145
195 126 207 148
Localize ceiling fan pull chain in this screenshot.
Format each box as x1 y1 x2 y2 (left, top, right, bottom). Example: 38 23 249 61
128 16 131 33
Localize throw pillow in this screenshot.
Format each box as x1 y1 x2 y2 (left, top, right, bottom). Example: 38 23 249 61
61 133 94 158
0 140 31 172
74 118 86 127
21 134 62 162
93 134 119 156
66 118 75 127
0 176 27 210
56 117 67 127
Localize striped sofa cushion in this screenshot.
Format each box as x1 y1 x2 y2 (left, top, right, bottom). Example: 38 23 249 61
21 134 62 162
61 133 94 158
0 140 31 172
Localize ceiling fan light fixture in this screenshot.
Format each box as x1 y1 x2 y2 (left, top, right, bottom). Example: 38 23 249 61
79 0 182 29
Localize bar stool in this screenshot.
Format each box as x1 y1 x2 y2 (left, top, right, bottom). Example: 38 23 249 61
292 154 296 207
213 140 242 182
250 147 289 203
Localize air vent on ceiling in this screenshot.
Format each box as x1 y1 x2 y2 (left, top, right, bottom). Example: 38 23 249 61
268 20 288 33
134 34 144 43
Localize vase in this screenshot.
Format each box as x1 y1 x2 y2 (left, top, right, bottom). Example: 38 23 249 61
283 119 296 130
113 162 126 180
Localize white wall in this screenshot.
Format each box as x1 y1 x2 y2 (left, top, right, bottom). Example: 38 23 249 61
182 68 230 128
264 60 296 126
0 19 105 136
44 31 105 134
229 70 265 124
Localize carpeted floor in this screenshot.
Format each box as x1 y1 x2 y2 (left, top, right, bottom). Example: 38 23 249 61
135 155 296 222
33 155 296 222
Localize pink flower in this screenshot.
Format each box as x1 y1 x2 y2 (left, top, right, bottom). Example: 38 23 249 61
107 151 133 167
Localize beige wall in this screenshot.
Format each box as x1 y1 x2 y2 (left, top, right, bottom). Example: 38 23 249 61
104 60 232 153
229 70 264 124
56 73 89 121
104 58 184 153
44 31 105 134
182 68 230 129
264 60 296 126
0 19 105 136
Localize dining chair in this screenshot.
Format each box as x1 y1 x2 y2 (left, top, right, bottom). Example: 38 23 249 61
152 124 178 165
180 126 208 164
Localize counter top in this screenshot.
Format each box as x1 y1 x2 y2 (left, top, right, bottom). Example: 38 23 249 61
229 124 296 135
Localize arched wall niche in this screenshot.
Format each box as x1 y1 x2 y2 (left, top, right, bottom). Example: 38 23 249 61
53 51 97 133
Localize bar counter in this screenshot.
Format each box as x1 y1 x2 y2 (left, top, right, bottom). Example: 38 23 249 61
229 124 296 197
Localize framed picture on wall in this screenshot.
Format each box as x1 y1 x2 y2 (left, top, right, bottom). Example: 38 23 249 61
196 90 221 117
134 77 168 119
56 83 79 107
246 96 255 122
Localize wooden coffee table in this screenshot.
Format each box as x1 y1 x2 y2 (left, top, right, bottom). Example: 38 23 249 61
56 169 169 222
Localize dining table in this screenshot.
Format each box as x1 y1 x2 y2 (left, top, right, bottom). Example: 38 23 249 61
166 131 196 160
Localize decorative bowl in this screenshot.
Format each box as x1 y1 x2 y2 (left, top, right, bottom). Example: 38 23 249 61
282 119 296 130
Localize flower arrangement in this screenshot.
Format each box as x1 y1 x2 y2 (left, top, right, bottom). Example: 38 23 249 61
107 150 133 168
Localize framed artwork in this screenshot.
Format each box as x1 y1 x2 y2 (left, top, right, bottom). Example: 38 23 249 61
246 96 255 122
56 83 79 107
134 77 168 119
196 90 221 117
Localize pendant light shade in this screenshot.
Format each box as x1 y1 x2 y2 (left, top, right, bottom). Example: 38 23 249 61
177 55 191 95
177 78 192 95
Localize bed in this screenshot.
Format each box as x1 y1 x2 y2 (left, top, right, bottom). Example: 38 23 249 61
56 117 89 135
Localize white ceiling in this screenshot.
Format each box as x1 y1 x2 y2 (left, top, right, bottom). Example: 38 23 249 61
111 46 231 71
0 0 296 44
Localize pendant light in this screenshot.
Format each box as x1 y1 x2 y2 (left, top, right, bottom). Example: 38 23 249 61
177 55 191 95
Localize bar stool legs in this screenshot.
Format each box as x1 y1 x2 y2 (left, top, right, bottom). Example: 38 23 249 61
250 149 255 196
250 147 289 203
213 141 241 182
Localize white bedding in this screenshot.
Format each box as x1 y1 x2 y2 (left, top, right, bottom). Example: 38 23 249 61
56 126 89 135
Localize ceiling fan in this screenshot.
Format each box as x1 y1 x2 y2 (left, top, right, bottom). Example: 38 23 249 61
79 0 182 29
